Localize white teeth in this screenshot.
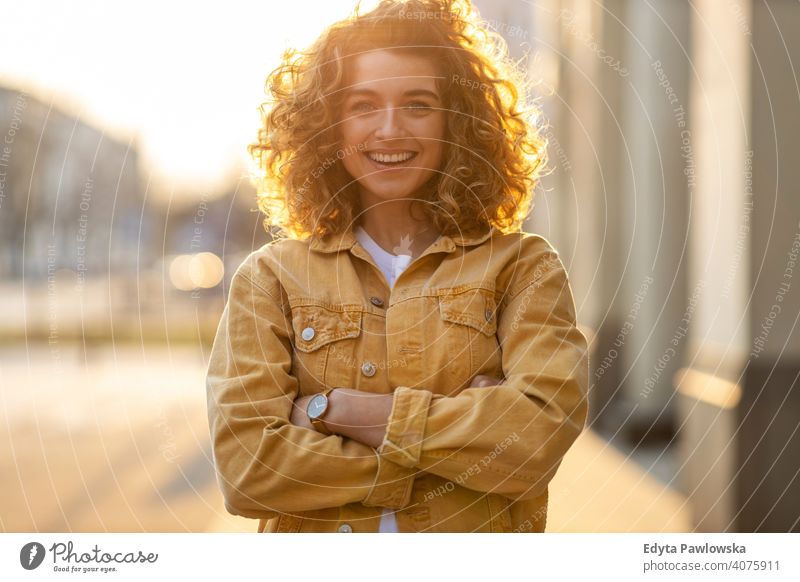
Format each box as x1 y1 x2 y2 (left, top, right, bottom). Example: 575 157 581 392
367 152 415 164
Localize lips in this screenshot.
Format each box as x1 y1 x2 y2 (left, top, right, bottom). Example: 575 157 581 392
365 150 418 166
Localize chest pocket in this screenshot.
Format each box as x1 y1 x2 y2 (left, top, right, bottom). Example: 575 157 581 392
437 287 502 390
289 300 363 394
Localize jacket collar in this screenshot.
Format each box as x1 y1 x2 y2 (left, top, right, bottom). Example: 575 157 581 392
308 226 495 254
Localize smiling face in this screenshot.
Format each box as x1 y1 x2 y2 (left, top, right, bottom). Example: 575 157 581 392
338 49 446 208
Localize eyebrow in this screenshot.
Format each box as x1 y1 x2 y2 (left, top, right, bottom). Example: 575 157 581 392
344 88 441 101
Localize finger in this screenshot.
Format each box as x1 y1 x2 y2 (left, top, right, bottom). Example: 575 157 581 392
481 376 504 387
470 375 501 388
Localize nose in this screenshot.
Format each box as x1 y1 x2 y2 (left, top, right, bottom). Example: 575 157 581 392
374 105 403 140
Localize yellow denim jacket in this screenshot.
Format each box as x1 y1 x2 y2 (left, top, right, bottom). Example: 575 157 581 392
206 226 589 533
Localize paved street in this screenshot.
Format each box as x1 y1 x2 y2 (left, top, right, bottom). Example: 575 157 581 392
0 343 690 533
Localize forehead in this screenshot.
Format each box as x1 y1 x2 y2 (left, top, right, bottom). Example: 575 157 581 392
343 49 442 94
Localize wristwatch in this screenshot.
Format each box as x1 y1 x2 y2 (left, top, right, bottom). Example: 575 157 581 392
306 386 336 435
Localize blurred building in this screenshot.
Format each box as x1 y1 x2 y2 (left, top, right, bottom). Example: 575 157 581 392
0 85 272 342
0 86 151 280
477 0 800 532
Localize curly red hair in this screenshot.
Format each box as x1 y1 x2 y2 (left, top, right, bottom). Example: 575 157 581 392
248 0 547 240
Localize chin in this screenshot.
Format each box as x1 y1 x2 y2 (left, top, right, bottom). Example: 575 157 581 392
361 185 417 201
356 174 435 203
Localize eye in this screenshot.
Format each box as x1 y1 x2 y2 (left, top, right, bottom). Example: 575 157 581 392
405 101 433 113
350 101 376 113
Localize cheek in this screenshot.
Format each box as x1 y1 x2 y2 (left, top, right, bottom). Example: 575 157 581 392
428 142 444 169
419 117 446 167
340 150 362 178
421 138 444 173
339 121 365 176
339 120 360 146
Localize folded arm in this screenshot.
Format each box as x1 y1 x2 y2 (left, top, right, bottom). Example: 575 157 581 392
206 256 417 519
374 244 589 502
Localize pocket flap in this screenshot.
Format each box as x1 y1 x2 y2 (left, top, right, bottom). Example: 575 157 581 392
439 289 497 336
290 303 362 353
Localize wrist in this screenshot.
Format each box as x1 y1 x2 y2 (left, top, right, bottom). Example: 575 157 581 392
322 387 351 435
324 388 393 449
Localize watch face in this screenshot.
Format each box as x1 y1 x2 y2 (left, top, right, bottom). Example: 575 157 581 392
307 394 328 420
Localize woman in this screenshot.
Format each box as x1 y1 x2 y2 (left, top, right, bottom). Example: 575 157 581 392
206 0 588 533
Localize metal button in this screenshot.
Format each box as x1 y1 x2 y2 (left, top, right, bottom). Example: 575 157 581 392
361 361 377 377
485 309 494 321
338 523 353 533
369 296 385 308
301 327 315 341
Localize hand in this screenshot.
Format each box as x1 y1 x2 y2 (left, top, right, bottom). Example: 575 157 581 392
469 374 504 388
290 394 314 429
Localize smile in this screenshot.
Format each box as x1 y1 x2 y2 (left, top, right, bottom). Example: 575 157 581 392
365 151 418 166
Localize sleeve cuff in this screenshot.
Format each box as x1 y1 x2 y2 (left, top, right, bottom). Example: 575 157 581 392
376 386 432 469
362 450 417 509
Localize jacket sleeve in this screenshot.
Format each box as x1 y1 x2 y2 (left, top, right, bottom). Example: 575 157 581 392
376 238 589 502
206 252 417 519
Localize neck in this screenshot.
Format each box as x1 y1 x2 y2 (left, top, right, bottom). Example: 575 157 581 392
357 198 439 258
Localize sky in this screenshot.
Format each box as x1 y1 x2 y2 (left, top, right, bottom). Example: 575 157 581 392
0 0 378 197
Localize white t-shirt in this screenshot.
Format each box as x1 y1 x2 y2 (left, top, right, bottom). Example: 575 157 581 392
354 225 414 533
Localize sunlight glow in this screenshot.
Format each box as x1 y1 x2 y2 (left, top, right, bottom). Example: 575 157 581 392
169 252 224 290
0 0 374 196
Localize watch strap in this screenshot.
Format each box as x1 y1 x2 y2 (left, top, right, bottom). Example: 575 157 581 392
310 415 332 436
